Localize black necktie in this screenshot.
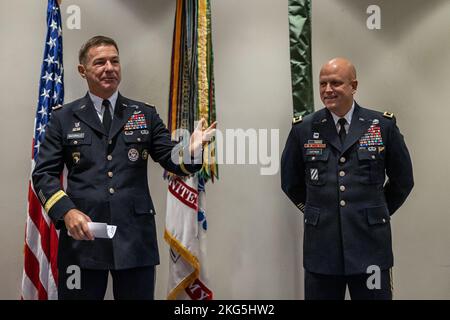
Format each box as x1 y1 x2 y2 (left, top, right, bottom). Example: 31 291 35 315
338 118 347 146
102 99 112 134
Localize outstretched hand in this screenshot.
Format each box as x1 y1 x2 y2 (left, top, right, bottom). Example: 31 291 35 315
189 118 217 156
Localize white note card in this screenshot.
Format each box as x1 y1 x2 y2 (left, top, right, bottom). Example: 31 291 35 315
67 222 117 239
88 222 117 239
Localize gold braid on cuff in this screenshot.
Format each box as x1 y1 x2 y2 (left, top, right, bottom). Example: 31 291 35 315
44 190 67 213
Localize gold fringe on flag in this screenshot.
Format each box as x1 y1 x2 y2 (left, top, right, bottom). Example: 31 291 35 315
168 0 218 182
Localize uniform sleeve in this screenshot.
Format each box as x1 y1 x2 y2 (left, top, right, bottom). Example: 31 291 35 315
32 112 76 228
149 108 202 176
281 127 307 212
384 119 414 215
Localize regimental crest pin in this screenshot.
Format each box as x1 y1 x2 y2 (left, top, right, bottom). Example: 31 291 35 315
72 152 80 164
310 168 319 181
142 149 149 160
128 148 139 162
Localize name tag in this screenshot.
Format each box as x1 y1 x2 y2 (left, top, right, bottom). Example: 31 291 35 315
67 133 85 139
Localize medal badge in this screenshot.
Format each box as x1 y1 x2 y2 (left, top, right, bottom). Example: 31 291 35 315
359 123 383 147
128 148 139 162
124 113 147 131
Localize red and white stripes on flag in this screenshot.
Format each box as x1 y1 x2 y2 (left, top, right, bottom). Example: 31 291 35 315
22 175 59 300
164 176 213 300
22 0 64 300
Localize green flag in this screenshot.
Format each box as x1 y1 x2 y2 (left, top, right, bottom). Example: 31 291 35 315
288 0 314 120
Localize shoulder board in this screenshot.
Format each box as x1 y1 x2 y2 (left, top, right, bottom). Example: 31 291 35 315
52 105 63 111
292 115 303 124
383 111 394 119
144 102 156 108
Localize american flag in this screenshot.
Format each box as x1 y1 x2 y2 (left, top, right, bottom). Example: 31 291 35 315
21 0 64 300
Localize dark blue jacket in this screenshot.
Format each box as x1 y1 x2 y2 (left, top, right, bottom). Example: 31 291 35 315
33 93 200 270
281 104 414 275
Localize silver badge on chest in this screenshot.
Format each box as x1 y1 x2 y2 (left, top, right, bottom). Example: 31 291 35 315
128 148 139 162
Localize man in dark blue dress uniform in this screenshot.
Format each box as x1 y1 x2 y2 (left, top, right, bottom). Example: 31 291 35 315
281 58 414 300
32 36 216 300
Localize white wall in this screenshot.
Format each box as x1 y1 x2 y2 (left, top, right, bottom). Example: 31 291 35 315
0 0 449 299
